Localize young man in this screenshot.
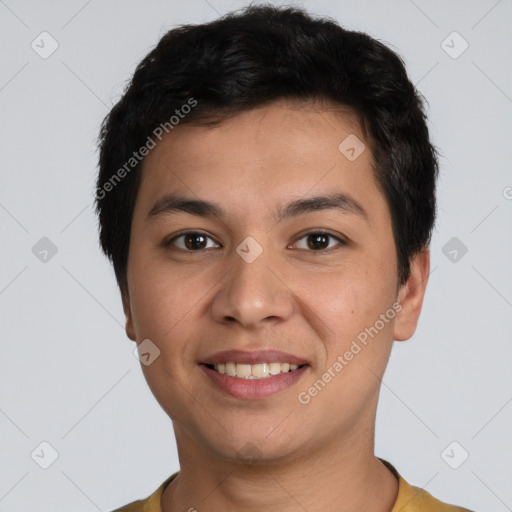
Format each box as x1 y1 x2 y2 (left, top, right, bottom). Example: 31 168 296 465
96 5 473 511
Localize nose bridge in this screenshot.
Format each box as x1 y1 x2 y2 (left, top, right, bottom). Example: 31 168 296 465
211 240 294 327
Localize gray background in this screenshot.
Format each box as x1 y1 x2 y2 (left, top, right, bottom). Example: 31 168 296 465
1 1 511 511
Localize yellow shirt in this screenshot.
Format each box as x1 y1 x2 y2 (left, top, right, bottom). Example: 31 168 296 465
111 461 473 512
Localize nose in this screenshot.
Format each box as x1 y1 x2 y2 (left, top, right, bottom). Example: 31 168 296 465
210 245 295 329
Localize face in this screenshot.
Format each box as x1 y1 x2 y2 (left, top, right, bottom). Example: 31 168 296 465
122 99 429 464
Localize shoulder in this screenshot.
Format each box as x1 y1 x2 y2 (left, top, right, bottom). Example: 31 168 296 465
111 499 146 512
379 459 473 512
109 472 178 512
395 474 474 511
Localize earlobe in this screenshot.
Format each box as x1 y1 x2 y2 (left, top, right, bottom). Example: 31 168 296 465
121 288 137 342
393 247 430 342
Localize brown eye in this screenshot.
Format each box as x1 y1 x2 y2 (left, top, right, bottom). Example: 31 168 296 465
166 231 219 251
293 231 345 252
307 233 329 250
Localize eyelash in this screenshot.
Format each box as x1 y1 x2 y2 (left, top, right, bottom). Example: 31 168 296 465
163 230 347 253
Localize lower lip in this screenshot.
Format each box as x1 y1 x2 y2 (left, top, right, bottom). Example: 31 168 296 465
199 364 309 400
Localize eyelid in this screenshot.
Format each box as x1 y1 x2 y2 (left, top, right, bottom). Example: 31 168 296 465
290 229 347 251
164 230 221 250
164 229 347 252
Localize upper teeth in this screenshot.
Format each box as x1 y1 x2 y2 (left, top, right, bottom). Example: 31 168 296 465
214 362 300 379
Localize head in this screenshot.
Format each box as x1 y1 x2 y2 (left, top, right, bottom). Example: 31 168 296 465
95 5 437 463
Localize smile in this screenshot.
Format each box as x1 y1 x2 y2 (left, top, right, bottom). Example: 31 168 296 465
207 362 305 379
200 363 310 399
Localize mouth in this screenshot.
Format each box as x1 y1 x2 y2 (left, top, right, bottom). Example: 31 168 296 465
199 349 310 399
202 362 308 379
199 359 310 400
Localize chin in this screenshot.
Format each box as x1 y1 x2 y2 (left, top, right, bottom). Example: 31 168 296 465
208 429 303 466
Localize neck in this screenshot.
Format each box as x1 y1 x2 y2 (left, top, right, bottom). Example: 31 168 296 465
161 422 398 512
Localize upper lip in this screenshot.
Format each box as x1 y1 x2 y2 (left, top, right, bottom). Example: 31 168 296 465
201 350 309 366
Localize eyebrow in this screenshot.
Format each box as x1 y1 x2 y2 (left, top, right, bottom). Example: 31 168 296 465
147 192 369 223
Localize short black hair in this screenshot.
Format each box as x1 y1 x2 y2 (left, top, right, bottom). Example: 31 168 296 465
95 4 439 296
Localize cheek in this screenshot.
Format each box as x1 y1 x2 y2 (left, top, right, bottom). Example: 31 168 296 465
128 262 207 412
299 262 397 393
128 254 198 341
299 257 396 332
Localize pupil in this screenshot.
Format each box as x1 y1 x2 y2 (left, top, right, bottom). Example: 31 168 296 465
308 234 328 250
185 233 206 250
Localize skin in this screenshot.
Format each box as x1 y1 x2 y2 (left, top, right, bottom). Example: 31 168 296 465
121 99 430 512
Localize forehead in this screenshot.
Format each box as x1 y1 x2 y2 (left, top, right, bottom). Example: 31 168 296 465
134 100 385 224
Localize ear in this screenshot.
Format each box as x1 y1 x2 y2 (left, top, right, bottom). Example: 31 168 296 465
121 287 137 341
393 247 430 342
